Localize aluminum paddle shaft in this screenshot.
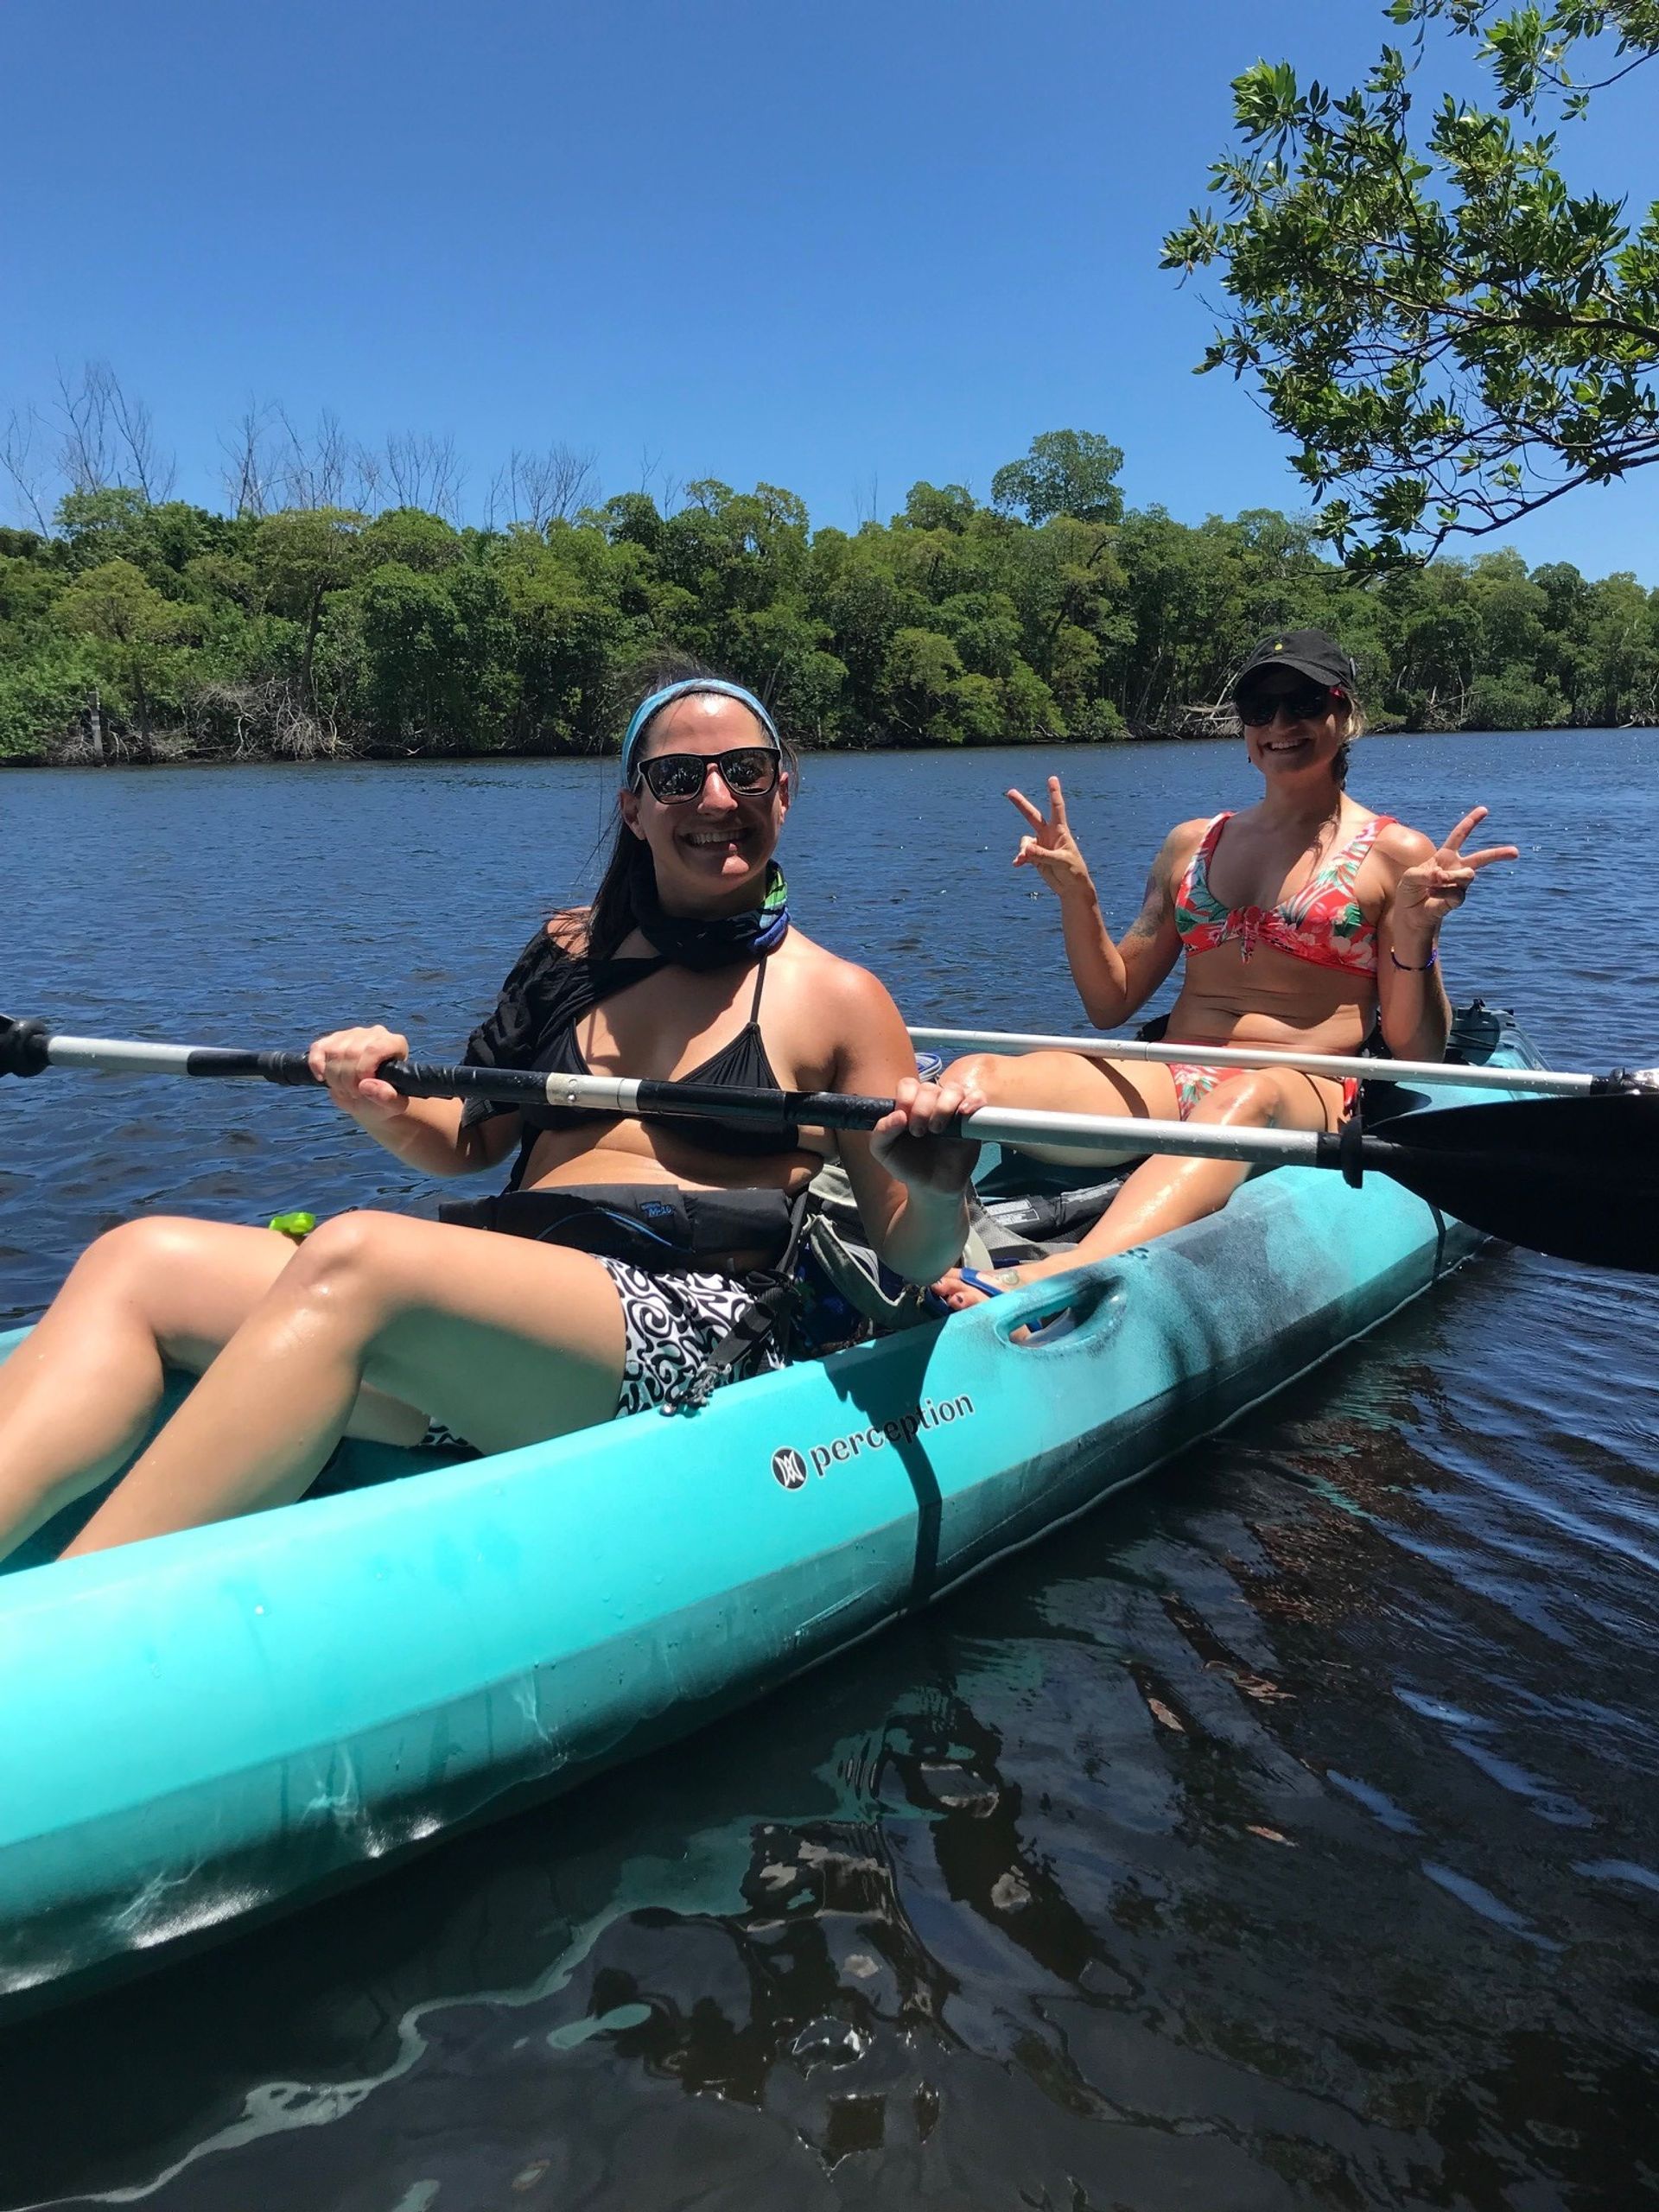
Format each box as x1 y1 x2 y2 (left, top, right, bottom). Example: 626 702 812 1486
0 1025 1335 1168
908 1025 1655 1099
5 1019 1656 1271
532 1077 1659 1274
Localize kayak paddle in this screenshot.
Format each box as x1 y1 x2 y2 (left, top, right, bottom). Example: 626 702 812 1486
3 1017 1655 1273
909 1025 1652 1099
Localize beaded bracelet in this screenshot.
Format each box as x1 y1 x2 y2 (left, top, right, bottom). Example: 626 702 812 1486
1389 944 1440 972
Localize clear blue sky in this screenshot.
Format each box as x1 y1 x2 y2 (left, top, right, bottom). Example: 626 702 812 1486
5 0 1657 579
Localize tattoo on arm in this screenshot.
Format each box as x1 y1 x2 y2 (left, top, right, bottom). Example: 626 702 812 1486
1122 867 1168 946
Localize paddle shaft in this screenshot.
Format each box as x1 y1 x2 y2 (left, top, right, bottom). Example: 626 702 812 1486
13 1026 1370 1172
908 1026 1627 1098
9 1020 1657 1270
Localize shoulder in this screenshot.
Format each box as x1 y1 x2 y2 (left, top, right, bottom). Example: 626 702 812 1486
505 906 588 969
758 932 909 1090
491 906 589 995
1370 819 1436 873
1155 815 1217 876
542 906 590 955
775 931 907 1036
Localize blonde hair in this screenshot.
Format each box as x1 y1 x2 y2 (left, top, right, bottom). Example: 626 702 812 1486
1334 691 1365 785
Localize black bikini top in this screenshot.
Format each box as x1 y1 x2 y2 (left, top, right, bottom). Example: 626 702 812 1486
460 925 803 1188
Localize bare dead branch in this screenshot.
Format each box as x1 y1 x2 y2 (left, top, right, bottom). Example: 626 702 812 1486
54 360 118 493
381 429 467 519
493 442 598 530
219 404 277 518
105 372 176 502
0 404 56 532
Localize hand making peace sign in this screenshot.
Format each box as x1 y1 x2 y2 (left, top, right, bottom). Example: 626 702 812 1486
1007 776 1094 898
1393 806 1520 934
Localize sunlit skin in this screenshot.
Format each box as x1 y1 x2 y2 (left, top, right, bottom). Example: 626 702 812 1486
0 692 982 1562
936 670 1518 1308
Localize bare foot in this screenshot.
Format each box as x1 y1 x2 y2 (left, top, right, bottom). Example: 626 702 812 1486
933 1264 1020 1313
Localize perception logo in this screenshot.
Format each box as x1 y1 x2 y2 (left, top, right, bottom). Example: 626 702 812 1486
770 1395 976 1492
771 1446 809 1491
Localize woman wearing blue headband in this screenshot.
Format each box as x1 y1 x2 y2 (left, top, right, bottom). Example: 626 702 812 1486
0 664 981 1560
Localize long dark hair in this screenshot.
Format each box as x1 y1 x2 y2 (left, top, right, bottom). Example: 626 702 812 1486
584 651 795 960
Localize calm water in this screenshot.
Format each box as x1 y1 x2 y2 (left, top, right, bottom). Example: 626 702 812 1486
2 736 1656 2211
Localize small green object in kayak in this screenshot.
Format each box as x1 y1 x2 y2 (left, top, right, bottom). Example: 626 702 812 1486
267 1211 317 1241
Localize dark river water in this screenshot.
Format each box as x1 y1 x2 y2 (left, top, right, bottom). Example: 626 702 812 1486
2 735 1656 2211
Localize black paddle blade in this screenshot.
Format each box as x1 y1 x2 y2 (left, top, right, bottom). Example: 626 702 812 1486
1363 1090 1659 1273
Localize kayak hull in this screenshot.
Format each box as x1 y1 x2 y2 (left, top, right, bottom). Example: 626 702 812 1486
0 1038 1538 2012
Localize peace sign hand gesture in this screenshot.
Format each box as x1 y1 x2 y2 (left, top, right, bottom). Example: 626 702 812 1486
1008 776 1094 900
1395 806 1519 936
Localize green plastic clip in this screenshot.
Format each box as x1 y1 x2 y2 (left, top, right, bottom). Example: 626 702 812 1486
267 1211 318 1242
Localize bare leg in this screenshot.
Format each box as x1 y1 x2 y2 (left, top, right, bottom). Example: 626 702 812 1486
62 1211 628 1557
938 1069 1344 1306
944 1049 1179 1166
0 1217 427 1563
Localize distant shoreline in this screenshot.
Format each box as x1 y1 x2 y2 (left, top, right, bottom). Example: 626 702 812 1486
8 721 1649 769
8 470 1654 768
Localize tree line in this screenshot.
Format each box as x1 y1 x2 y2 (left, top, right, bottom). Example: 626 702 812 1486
2 425 1656 765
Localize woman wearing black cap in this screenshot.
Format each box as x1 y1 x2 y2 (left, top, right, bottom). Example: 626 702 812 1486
937 626 1517 1307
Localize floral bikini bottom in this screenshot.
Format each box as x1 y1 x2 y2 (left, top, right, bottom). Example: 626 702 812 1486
1163 1055 1356 1128
1166 1059 1232 1120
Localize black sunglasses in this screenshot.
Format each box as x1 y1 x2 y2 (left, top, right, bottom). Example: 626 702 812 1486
632 746 781 803
1236 681 1340 728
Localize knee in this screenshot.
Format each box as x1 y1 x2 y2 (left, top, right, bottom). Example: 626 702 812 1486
1196 1072 1280 1126
279 1210 411 1315
944 1052 1004 1097
72 1215 215 1290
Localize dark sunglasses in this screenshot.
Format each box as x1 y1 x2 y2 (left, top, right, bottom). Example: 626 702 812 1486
632 746 781 803
1236 682 1341 728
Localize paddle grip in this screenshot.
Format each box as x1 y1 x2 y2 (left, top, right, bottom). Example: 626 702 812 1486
256 1052 327 1086
379 1058 555 1103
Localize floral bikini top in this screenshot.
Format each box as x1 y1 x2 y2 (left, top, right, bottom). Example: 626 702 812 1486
1173 810 1395 975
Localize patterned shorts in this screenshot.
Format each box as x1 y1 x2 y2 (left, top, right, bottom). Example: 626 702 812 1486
603 1258 787 1416
421 1258 785 1451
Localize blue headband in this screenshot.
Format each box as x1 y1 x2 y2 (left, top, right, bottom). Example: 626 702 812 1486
621 678 781 783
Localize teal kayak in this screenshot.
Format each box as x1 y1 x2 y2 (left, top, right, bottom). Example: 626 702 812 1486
0 1017 1546 2013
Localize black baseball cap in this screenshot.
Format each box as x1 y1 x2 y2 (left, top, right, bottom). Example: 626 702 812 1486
1233 628 1357 696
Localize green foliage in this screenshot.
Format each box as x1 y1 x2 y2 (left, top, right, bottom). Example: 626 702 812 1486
992 431 1126 525
1164 2 1659 564
0 438 1654 762
249 506 367 713
901 482 978 533
57 490 235 580
0 636 99 760
55 558 196 748
354 560 520 746
1393 3 1659 114
359 507 463 573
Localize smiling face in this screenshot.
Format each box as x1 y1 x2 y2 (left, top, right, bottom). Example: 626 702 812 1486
619 691 790 912
1236 671 1349 784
